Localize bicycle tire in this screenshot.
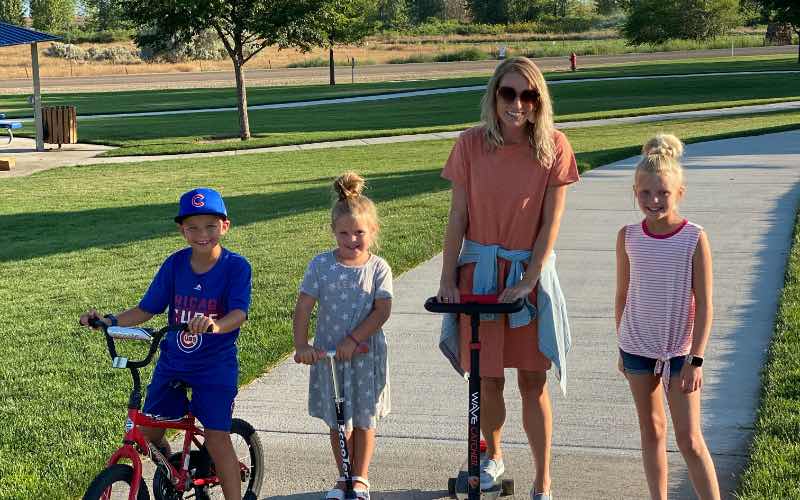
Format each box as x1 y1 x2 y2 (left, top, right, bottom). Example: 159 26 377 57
83 463 150 500
230 418 265 497
152 418 264 500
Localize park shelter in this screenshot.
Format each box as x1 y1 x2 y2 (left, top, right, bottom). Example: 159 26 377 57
0 22 60 151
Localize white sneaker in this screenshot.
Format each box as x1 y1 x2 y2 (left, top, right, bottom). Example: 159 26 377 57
479 457 504 489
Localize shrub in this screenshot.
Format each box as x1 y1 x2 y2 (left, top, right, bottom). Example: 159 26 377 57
433 47 489 62
44 42 141 63
138 29 227 63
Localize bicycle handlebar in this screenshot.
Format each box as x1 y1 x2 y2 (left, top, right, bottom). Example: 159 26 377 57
86 318 207 370
424 294 525 315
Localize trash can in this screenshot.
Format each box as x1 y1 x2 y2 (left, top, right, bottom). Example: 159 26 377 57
42 106 77 148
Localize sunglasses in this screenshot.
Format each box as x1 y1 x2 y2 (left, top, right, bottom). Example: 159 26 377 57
497 86 540 105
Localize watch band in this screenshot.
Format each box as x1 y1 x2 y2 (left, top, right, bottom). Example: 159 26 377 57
103 313 118 327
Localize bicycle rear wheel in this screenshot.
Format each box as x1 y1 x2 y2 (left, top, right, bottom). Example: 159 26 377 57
229 418 264 497
155 418 264 500
197 418 263 499
83 463 150 500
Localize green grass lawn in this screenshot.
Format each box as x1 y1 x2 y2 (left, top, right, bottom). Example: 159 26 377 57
0 54 796 119
735 214 800 499
66 71 800 156
2 109 800 499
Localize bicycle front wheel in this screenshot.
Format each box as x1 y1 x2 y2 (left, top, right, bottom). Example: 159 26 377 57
83 463 150 500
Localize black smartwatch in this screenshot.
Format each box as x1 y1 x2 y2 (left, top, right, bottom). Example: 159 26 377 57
685 354 703 367
103 313 118 327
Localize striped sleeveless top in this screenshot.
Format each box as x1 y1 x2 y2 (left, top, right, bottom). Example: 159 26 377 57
618 219 702 384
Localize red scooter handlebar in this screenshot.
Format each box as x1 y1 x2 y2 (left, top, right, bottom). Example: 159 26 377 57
424 294 525 315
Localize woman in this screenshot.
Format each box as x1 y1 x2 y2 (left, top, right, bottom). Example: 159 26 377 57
437 56 579 500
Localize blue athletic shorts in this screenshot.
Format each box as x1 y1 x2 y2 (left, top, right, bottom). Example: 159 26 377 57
143 364 237 431
619 348 685 377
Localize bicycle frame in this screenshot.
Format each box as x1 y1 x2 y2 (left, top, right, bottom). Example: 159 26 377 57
104 408 212 500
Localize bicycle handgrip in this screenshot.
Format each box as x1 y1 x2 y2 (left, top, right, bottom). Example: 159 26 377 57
424 295 525 315
86 317 107 329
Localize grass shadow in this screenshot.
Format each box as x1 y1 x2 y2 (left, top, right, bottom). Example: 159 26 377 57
2 168 448 263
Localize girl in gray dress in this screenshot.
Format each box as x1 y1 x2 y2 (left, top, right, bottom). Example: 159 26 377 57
294 172 393 500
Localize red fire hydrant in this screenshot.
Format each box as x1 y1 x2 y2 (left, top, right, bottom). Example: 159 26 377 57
569 52 577 72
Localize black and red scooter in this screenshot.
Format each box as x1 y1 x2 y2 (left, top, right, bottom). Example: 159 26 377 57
425 294 524 500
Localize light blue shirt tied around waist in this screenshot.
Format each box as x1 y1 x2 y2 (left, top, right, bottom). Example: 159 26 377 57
438 240 572 395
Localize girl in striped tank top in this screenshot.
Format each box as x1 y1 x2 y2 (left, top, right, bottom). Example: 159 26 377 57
615 134 720 500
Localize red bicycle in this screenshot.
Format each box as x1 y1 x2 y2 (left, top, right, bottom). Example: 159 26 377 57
82 319 264 500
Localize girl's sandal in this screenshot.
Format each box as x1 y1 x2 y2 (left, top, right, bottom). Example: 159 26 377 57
352 476 371 500
325 477 346 500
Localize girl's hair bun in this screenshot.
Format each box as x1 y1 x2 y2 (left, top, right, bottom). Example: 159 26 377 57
333 171 365 201
642 133 684 160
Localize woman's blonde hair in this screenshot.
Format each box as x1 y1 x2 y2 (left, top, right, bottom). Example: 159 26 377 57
331 171 380 245
635 134 685 185
480 56 555 167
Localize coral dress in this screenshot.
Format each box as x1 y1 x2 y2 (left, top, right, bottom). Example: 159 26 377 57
442 126 579 377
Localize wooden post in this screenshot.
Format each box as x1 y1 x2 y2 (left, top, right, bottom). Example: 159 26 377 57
31 42 44 152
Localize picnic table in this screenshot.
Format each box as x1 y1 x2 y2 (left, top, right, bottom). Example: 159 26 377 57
0 113 23 146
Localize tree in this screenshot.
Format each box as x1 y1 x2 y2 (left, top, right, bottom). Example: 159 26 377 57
466 0 510 24
595 0 622 15
317 0 378 85
407 0 445 24
122 0 326 141
0 0 24 24
373 0 409 28
623 0 740 45
30 0 77 32
83 0 128 31
758 0 800 62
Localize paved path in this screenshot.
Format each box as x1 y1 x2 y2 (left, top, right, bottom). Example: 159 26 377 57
9 70 798 123
2 100 798 178
0 45 794 93
232 130 800 499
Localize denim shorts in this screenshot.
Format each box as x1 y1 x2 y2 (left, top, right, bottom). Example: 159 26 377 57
619 349 685 376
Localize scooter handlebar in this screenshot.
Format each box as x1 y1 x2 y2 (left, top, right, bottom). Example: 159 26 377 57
424 294 525 314
293 342 369 364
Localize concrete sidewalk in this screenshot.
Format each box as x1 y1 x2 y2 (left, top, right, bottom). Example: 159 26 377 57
233 130 800 499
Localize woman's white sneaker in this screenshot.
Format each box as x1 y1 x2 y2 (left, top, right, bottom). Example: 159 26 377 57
479 458 505 489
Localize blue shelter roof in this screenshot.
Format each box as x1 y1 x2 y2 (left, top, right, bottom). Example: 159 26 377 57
0 21 60 47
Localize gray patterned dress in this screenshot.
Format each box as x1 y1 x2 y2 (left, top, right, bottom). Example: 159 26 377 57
300 251 393 430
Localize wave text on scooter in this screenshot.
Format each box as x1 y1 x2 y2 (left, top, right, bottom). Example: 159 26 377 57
469 391 479 425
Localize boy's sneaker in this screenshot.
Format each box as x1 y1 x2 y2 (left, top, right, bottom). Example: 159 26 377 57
479 457 504 490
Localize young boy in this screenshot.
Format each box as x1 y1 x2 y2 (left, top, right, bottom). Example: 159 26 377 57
80 187 252 500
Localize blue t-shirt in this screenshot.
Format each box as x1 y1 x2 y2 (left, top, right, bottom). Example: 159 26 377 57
139 247 252 376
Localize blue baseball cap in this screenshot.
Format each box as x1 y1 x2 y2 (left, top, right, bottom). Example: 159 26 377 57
175 187 228 223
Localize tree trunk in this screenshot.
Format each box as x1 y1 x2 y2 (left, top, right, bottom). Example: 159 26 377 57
233 58 251 140
329 41 335 86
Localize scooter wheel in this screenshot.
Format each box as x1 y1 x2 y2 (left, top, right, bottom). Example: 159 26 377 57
448 477 456 496
501 478 514 496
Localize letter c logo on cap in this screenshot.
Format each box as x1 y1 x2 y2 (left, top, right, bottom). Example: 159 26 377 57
192 194 205 207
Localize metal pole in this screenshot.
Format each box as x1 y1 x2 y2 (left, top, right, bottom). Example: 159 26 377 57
351 57 355 84
468 313 481 500
31 42 44 152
